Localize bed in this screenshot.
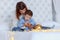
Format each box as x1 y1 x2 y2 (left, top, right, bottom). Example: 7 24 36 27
0 32 60 40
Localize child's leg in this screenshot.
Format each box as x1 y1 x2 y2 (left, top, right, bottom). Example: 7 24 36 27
42 26 54 29
12 27 20 31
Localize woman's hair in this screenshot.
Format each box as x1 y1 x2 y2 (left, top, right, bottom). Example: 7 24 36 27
16 1 27 20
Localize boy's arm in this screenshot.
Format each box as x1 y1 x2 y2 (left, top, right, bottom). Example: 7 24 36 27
27 19 36 29
30 19 36 26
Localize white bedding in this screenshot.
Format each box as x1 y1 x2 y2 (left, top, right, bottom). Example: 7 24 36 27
0 21 60 31
40 21 60 29
0 32 60 40
31 32 60 40
0 23 9 31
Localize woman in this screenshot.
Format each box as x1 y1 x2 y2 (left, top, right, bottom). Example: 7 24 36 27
12 1 28 31
16 1 28 20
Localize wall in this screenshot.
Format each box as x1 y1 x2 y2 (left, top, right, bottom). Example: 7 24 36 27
53 0 60 23
0 0 52 27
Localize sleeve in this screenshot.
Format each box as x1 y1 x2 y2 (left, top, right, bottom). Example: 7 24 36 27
30 19 36 26
17 19 24 28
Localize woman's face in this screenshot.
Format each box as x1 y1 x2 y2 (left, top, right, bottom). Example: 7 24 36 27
19 8 26 15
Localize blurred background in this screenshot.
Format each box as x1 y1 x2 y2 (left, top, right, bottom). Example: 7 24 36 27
0 0 60 30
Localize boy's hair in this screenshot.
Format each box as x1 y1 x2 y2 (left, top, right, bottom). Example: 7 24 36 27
25 10 33 16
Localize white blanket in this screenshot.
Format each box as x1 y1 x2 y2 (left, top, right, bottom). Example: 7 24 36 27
0 23 9 31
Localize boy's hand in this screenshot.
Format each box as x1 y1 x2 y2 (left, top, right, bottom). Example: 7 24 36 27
24 22 33 29
24 22 29 27
26 23 33 29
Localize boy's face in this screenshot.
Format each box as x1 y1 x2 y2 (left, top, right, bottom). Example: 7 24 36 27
24 14 32 21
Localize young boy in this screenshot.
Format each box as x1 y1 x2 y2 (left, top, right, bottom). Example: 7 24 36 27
17 10 36 31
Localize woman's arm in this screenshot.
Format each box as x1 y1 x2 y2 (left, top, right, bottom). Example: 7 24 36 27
17 19 24 28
